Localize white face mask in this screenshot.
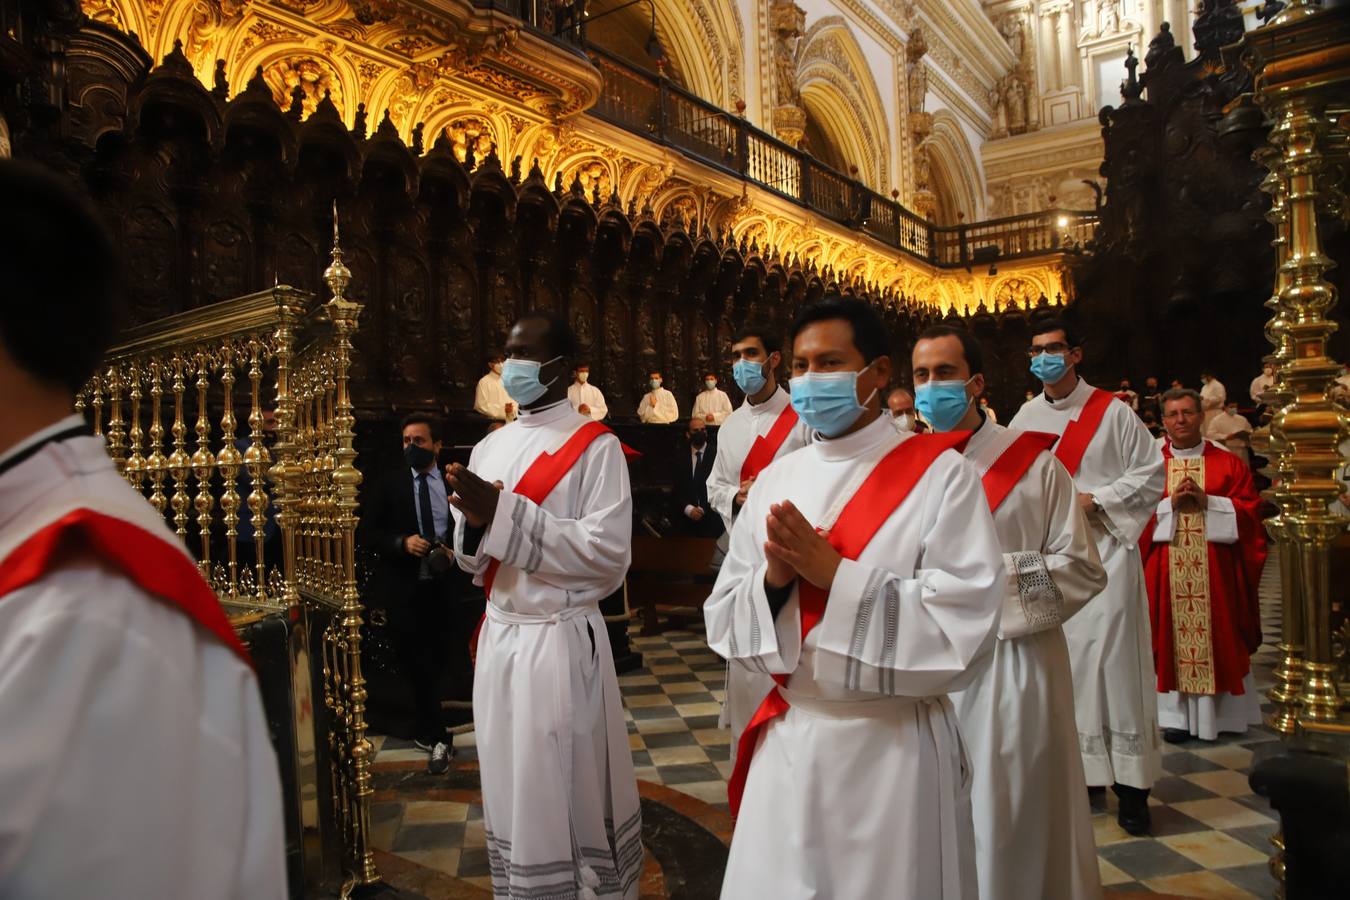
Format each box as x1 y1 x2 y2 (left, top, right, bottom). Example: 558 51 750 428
704 380 716 390
491 362 503 375
576 371 589 384
892 413 915 432
650 378 662 390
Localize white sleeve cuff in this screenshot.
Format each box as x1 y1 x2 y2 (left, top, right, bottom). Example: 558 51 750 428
1205 495 1239 544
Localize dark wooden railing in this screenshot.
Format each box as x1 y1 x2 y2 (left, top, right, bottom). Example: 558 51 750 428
478 0 1098 267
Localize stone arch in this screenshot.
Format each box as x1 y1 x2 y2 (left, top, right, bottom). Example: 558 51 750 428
796 18 890 190
926 111 983 224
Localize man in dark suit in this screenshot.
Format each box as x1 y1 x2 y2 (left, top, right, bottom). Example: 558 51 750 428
357 413 463 774
671 417 725 538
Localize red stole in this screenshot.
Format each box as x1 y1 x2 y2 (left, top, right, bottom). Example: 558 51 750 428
740 404 800 483
981 431 1058 512
0 508 250 664
1053 388 1114 477
726 431 968 818
470 421 612 655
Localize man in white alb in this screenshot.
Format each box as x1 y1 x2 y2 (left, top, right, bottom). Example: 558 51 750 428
1205 400 1254 466
704 323 811 759
1199 370 1226 433
1249 363 1275 405
692 373 733 424
567 364 608 420
913 325 1106 900
0 160 286 899
1010 318 1165 835
448 311 640 900
475 353 516 422
637 371 679 424
886 386 924 432
707 296 1002 899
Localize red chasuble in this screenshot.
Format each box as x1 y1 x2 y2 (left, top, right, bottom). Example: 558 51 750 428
1140 442 1267 696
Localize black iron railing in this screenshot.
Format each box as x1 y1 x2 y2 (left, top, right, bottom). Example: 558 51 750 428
478 0 1098 267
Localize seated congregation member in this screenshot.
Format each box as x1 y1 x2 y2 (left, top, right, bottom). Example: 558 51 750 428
637 370 679 423
0 160 285 898
1011 318 1165 835
706 296 1002 899
692 372 733 424
357 413 466 774
704 323 811 763
447 311 641 900
1144 389 1267 743
913 325 1106 900
671 417 724 539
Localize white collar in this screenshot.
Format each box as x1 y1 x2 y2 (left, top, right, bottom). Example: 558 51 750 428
813 414 896 462
517 397 575 427
0 414 87 470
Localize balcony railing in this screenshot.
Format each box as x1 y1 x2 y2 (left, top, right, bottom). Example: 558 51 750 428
479 0 1098 267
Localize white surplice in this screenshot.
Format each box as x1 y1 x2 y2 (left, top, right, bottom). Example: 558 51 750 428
691 387 733 425
1249 373 1274 404
636 387 679 424
452 400 641 900
1011 379 1166 788
475 370 516 421
705 415 1003 900
703 386 813 760
948 420 1107 900
0 417 286 900
1200 378 1227 431
567 381 609 420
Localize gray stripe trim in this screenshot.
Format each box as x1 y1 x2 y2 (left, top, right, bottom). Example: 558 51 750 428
523 499 545 573
879 579 900 696
846 567 887 691
503 495 527 566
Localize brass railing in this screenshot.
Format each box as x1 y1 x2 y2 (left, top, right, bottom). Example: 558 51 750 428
75 216 376 894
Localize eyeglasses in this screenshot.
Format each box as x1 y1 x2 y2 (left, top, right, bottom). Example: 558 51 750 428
1026 342 1071 358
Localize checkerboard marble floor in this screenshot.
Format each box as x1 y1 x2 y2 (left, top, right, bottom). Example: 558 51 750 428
370 560 1286 898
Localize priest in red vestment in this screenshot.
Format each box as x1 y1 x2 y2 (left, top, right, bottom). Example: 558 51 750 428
1143 388 1267 743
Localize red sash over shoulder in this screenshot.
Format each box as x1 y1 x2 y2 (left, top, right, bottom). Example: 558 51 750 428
982 431 1059 513
471 421 612 656
1053 388 1114 477
726 430 969 818
740 404 800 483
0 508 250 664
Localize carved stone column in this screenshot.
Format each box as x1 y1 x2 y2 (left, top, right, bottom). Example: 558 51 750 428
1038 5 1061 92
1056 3 1078 88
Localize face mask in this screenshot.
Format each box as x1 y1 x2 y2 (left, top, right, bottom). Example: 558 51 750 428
892 413 915 433
490 362 503 375
689 431 707 449
732 358 767 395
576 371 589 384
650 379 662 390
501 355 561 406
1030 351 1070 384
705 379 717 390
915 378 974 433
404 443 435 471
1225 407 1238 416
789 365 876 438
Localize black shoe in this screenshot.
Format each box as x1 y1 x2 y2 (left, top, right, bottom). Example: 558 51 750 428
1162 727 1193 745
427 740 453 775
1113 784 1152 836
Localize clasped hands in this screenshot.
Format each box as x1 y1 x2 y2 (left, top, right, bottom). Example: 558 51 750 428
764 500 841 591
1172 476 1208 513
446 463 504 528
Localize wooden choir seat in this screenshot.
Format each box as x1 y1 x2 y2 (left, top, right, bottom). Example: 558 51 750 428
627 535 719 636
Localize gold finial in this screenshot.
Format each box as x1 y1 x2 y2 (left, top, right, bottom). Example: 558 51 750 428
324 199 352 303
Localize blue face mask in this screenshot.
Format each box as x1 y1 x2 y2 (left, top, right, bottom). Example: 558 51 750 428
733 358 768 395
789 365 877 438
915 378 974 432
1030 351 1070 384
501 355 561 406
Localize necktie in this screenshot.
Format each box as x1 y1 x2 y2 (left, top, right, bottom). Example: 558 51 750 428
418 472 435 540
694 449 702 477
